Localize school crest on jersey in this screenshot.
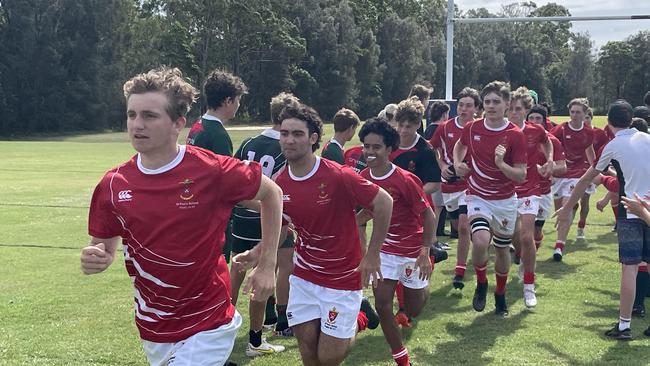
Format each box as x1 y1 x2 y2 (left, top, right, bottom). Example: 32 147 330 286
408 161 416 172
317 182 332 205
179 179 194 200
327 307 338 324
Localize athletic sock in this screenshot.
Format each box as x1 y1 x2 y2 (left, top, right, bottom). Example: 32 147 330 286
523 271 535 285
249 329 263 347
495 271 508 295
611 204 619 220
356 311 368 332
392 346 410 366
635 266 649 306
275 304 288 331
396 283 405 310
554 241 565 251
474 262 488 284
578 219 586 229
264 295 277 325
619 316 631 331
455 262 467 277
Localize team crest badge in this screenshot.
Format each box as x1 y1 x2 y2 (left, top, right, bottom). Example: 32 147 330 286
179 179 194 201
327 307 338 324
524 199 531 207
501 218 509 228
408 161 416 172
405 266 413 277
318 183 329 200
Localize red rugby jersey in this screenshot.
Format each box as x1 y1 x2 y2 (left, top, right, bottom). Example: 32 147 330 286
89 145 262 343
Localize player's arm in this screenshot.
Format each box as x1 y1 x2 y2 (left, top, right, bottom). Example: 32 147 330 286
239 175 283 301
452 140 470 177
80 236 120 275
415 206 435 281
537 138 554 178
494 144 526 183
622 193 650 226
585 145 596 165
358 187 393 287
552 159 567 176
422 182 440 195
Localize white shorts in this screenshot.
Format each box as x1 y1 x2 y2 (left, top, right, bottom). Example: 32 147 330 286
380 252 429 289
536 193 553 220
287 275 362 339
517 195 540 216
442 190 467 212
585 183 597 195
466 194 518 236
142 311 242 366
431 190 444 207
555 178 580 198
551 178 562 199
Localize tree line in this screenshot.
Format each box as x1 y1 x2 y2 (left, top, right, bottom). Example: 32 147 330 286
0 0 648 135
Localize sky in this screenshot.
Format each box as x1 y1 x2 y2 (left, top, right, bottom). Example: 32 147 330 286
453 0 650 49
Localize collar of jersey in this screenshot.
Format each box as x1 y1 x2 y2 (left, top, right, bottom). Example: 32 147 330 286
330 138 343 149
615 128 637 137
289 156 320 181
202 113 224 125
567 121 584 131
483 119 509 132
369 163 396 180
137 145 186 175
261 128 280 139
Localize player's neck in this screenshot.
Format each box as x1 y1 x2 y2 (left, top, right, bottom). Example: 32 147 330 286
399 134 417 148
139 144 180 170
485 117 507 129
569 120 583 130
458 116 473 126
288 153 317 177
333 132 348 146
370 161 392 177
272 124 281 132
513 119 525 129
205 109 230 124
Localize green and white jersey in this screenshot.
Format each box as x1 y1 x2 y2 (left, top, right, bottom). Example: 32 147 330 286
188 114 233 157
232 128 286 241
321 138 345 164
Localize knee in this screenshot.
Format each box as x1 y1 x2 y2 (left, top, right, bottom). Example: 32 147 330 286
374 298 393 315
318 348 347 366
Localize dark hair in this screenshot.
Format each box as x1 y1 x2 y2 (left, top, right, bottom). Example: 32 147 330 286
332 108 361 132
203 70 248 110
481 80 511 101
607 100 634 129
527 104 548 123
631 117 649 133
457 87 481 107
409 84 433 103
644 91 650 107
633 106 650 124
429 101 450 123
279 103 323 152
270 92 299 125
358 117 400 151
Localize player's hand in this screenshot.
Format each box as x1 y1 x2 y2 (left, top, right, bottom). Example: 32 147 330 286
242 265 276 302
621 193 650 218
494 144 506 167
80 242 113 275
415 248 432 281
231 247 260 273
596 198 608 212
454 162 470 178
441 163 453 180
356 251 382 288
537 161 554 179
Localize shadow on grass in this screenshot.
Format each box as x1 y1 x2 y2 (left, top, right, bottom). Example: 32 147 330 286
540 339 650 366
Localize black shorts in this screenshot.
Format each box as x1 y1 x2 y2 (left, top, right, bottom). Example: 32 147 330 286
232 231 295 254
617 218 650 265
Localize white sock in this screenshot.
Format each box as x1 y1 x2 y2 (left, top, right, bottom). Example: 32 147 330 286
619 317 631 331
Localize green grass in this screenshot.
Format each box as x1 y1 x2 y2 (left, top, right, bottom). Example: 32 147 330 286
3 116 645 366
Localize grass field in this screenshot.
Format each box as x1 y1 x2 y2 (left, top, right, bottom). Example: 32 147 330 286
3 116 650 365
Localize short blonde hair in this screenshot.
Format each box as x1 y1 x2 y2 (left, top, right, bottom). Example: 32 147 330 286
567 97 590 113
511 86 533 110
123 67 199 120
270 92 300 124
395 97 425 125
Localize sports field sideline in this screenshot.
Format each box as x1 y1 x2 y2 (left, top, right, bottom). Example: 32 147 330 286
2 116 650 365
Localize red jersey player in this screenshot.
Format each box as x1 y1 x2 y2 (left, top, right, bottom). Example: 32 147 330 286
550 98 596 261
430 87 480 291
269 103 393 365
508 87 553 308
453 81 527 317
358 118 434 366
80 67 283 365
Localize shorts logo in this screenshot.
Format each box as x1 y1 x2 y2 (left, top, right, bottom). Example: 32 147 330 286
287 311 293 319
327 307 338 324
405 266 413 277
569 185 575 191
474 207 480 211
524 199 531 207
501 218 509 228
118 190 132 202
